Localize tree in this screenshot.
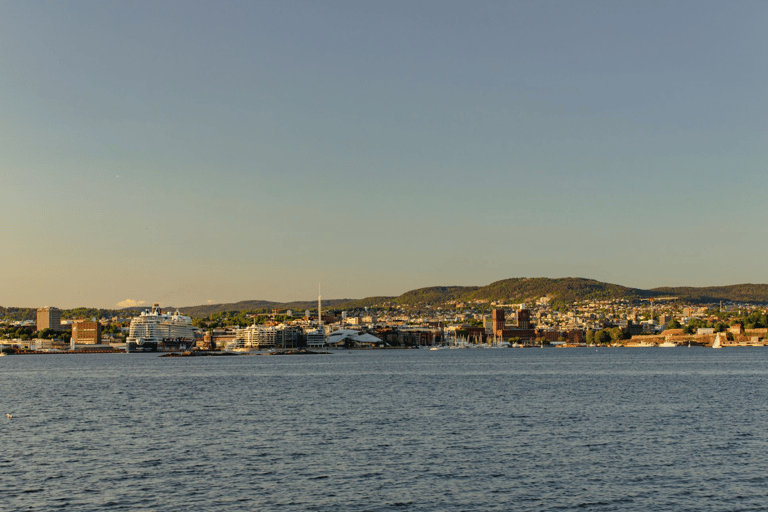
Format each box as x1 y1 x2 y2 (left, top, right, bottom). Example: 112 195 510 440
586 330 595 344
666 319 682 330
596 330 612 345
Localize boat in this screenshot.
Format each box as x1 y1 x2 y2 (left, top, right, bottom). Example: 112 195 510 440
712 333 723 349
126 303 197 352
659 340 677 347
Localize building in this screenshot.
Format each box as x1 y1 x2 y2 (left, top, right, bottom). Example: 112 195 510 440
491 308 535 340
492 309 505 333
497 328 537 342
517 309 531 329
325 329 383 347
37 307 62 331
536 329 584 344
236 324 301 349
306 329 326 348
71 320 102 344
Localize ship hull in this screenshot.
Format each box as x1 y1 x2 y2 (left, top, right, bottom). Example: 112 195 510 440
127 341 158 352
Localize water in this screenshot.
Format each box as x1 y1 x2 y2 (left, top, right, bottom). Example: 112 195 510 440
2 348 768 511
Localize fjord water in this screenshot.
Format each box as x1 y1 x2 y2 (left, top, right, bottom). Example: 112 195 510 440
2 349 768 511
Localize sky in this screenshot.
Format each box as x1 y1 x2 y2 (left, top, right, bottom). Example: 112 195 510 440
2 1 767 309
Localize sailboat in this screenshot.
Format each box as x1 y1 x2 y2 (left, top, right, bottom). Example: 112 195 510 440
712 333 723 349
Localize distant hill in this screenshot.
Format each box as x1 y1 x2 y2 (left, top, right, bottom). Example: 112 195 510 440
467 277 655 304
4 279 768 323
395 286 479 305
387 278 653 305
174 278 768 316
649 284 768 304
176 299 356 318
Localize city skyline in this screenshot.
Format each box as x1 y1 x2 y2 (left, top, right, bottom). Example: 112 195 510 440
3 1 768 309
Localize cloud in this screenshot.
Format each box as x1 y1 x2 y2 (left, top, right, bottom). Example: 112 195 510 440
117 299 146 308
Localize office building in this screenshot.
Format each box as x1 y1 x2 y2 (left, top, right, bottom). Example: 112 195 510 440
72 320 102 344
37 307 62 331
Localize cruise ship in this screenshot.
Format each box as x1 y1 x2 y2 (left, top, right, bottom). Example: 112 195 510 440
126 303 197 352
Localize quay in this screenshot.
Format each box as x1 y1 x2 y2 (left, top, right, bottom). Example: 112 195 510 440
9 348 126 355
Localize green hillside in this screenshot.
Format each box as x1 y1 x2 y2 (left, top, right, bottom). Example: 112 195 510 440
395 286 479 305
5 279 768 324
176 299 355 318
467 278 655 304
649 284 768 304
391 279 768 306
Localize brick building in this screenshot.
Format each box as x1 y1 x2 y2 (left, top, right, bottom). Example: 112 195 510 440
517 309 531 329
71 320 102 344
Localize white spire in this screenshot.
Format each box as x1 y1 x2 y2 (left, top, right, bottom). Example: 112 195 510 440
318 283 322 329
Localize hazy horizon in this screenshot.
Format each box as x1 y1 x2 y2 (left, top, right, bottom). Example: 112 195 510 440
3 1 767 309
4 275 765 311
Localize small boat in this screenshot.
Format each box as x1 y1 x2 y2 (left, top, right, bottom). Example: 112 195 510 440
712 333 723 349
659 341 677 348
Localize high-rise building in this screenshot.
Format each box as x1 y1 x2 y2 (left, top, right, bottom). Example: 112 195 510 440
517 309 531 330
492 309 505 333
72 320 102 344
37 307 62 331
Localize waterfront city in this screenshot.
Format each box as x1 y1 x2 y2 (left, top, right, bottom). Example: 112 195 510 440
4 279 768 354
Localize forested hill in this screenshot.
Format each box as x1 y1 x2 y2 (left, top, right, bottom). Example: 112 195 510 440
649 284 768 304
5 280 768 322
393 280 768 306
176 299 355 318
468 277 653 303
392 278 653 305
395 286 480 304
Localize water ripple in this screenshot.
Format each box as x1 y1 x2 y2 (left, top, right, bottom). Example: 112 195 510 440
2 349 768 511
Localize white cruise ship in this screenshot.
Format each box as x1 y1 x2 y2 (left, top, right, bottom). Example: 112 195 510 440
126 303 197 352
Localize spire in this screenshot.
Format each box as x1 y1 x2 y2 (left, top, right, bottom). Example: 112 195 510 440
318 284 323 329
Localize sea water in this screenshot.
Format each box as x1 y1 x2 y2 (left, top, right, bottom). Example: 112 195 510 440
2 348 767 511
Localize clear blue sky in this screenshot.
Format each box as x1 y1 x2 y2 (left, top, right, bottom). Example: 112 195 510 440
2 1 767 309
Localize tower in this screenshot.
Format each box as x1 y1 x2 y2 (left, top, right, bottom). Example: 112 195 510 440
37 307 62 331
517 309 531 330
492 309 505 335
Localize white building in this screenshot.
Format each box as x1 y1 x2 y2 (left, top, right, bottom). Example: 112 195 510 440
236 324 300 349
306 328 325 348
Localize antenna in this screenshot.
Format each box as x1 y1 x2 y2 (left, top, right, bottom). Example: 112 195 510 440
318 284 322 330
